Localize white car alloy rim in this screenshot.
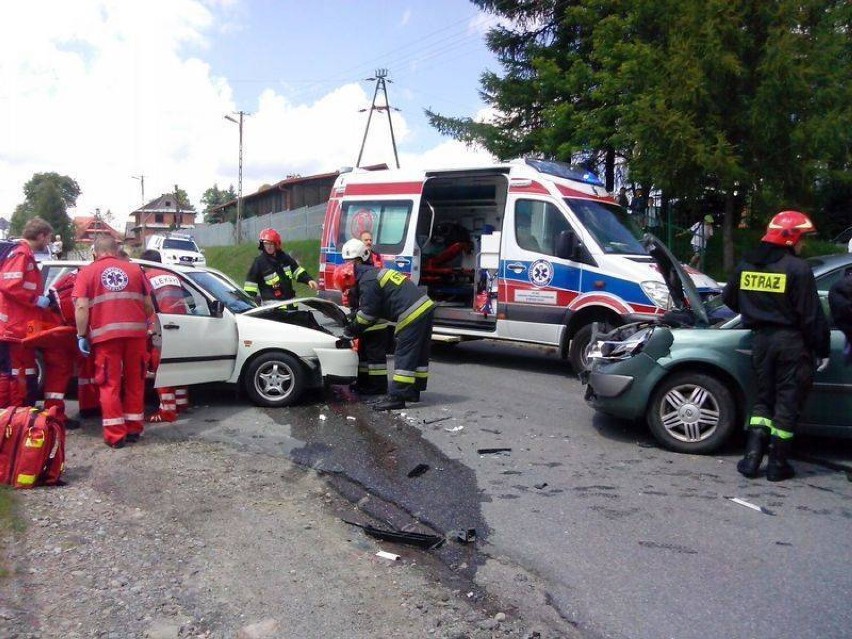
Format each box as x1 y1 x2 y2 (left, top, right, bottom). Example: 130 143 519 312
255 360 295 400
658 383 720 443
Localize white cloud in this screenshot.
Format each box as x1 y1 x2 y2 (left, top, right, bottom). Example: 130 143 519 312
400 9 412 27
0 0 490 233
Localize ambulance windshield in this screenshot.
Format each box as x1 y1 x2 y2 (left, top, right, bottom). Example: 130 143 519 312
566 198 645 255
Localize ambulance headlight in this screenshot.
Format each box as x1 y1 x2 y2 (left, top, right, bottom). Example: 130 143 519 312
641 281 673 310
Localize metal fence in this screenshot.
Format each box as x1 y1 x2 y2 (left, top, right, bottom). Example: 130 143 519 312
190 203 327 247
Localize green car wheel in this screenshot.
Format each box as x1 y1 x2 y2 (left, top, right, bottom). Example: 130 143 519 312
647 371 737 454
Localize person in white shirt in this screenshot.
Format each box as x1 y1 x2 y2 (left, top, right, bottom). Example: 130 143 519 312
49 234 63 259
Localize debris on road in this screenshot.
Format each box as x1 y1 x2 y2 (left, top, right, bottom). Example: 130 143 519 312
534 482 548 490
407 463 430 478
319 414 327 421
454 529 476 544
444 425 464 432
727 496 775 516
423 415 452 425
477 447 512 456
346 415 357 421
344 520 445 549
375 551 400 561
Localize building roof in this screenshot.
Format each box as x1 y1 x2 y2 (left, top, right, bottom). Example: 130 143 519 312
132 193 197 215
73 216 123 243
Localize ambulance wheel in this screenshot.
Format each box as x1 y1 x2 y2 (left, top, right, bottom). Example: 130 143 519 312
244 351 305 407
568 322 612 374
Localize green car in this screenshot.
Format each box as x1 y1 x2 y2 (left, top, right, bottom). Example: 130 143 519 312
584 239 852 454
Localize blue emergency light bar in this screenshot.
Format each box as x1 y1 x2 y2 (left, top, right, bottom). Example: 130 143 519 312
524 158 605 187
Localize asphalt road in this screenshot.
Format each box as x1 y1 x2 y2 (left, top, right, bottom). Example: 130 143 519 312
174 340 852 639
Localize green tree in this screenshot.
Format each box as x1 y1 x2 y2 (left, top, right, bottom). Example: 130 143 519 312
429 0 851 271
11 173 78 245
201 184 237 223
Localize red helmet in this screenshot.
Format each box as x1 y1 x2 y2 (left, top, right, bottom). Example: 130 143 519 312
334 261 356 292
258 228 281 250
761 210 816 247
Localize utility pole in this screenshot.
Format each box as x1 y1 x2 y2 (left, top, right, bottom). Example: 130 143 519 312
225 111 249 243
132 174 146 246
357 68 400 169
174 184 181 230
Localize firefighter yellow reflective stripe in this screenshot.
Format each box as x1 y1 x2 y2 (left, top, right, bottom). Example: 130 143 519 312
740 271 787 293
379 269 407 288
244 281 259 293
368 368 388 376
16 473 36 486
771 426 794 440
292 267 306 280
355 311 376 325
414 367 429 378
395 297 435 333
263 273 281 285
748 416 773 428
392 373 416 384
364 322 389 332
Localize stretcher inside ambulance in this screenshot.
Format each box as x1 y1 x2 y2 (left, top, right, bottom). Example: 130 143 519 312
318 158 720 372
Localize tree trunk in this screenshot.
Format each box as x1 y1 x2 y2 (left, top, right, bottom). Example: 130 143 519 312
723 191 737 274
604 147 615 192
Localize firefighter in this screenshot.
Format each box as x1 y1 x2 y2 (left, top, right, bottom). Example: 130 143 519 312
722 210 831 481
140 249 191 422
338 239 435 411
244 228 317 303
0 217 54 407
343 231 389 395
73 236 154 448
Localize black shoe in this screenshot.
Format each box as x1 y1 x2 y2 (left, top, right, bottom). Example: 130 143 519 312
372 396 406 411
404 390 421 403
766 436 795 482
736 427 769 478
106 439 125 449
63 418 82 431
125 433 141 444
78 408 101 419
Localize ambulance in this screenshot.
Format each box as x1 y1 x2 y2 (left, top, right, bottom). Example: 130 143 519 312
318 158 720 371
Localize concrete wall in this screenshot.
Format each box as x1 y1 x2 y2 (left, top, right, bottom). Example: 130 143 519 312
191 203 327 247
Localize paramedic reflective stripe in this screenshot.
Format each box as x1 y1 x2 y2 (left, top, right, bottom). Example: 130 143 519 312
91 292 147 306
740 271 787 293
124 413 144 421
45 392 65 400
24 368 36 375
102 417 124 426
395 297 435 333
78 378 93 385
2 272 23 279
90 322 148 339
0 313 7 322
23 281 37 290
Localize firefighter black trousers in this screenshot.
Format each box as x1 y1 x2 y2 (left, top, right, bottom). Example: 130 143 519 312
389 309 435 398
357 325 390 392
751 328 815 436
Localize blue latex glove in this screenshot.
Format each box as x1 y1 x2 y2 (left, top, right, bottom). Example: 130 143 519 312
77 337 91 357
35 295 51 309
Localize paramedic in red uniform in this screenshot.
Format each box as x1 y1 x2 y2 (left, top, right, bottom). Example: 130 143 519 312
722 211 831 481
140 249 191 422
0 217 53 406
46 268 101 420
73 236 154 448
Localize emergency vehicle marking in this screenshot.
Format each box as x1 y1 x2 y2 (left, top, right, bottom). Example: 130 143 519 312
740 271 787 293
149 274 182 289
529 259 554 288
344 182 423 196
101 267 129 291
514 289 558 305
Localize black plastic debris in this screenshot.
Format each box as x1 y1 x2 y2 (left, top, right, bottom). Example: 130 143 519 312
454 528 476 544
477 447 512 455
407 463 430 478
343 520 445 549
423 415 452 425
534 482 548 490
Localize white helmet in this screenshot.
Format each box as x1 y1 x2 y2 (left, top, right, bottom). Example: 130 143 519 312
341 238 370 261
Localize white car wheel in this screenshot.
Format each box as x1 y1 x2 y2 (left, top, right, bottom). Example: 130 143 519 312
244 352 305 408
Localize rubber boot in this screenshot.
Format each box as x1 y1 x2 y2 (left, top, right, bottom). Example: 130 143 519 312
736 428 769 478
372 395 406 411
766 436 795 482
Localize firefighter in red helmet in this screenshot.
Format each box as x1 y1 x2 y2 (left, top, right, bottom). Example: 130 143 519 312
244 228 317 303
722 210 831 481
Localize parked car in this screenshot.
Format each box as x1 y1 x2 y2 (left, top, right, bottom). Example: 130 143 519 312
583 241 852 454
830 225 852 252
146 232 207 266
40 260 358 407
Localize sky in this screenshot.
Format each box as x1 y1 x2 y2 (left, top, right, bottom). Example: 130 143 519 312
0 0 501 230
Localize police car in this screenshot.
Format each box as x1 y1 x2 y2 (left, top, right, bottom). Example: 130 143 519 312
40 260 358 407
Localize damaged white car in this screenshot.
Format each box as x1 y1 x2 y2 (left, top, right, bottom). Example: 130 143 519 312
41 261 358 407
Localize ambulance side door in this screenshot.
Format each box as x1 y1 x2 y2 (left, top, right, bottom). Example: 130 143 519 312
500 196 584 343
151 271 238 387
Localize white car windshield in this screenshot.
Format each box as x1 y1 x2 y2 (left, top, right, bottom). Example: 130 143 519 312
163 238 200 252
186 271 256 313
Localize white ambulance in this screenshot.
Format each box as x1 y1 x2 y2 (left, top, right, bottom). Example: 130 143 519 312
318 158 719 371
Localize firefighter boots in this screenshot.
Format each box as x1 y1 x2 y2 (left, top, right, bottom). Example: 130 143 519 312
766 436 795 482
736 427 769 478
372 395 406 411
